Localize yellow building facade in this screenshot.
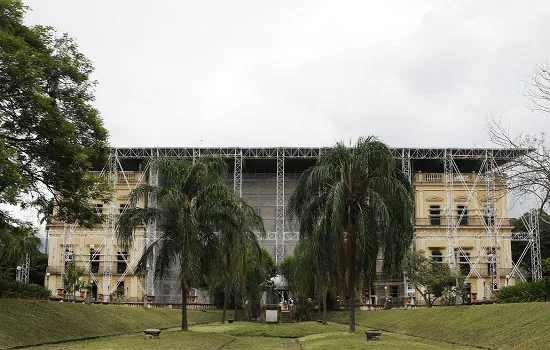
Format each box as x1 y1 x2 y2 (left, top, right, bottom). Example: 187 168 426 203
45 147 536 305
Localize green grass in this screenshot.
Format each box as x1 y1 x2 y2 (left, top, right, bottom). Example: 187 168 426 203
328 302 550 350
0 299 221 349
31 322 471 349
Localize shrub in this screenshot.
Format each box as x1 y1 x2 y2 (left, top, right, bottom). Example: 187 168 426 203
291 297 314 322
498 278 550 303
0 278 51 300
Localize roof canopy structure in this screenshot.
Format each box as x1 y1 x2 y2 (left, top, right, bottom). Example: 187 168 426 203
110 147 528 173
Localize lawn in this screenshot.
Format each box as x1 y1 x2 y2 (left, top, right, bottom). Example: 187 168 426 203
31 322 473 349
0 299 221 349
328 302 550 350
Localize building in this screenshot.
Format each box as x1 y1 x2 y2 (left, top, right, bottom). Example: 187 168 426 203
45 147 541 305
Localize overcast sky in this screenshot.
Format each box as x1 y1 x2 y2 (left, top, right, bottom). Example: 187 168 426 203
23 0 550 148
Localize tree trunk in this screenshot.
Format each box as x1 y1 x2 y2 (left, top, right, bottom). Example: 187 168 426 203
222 254 231 324
322 290 328 325
317 299 321 320
233 285 239 321
181 277 189 331
347 221 356 333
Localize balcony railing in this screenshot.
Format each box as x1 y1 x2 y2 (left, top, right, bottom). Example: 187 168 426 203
415 217 511 227
89 171 144 184
415 173 507 184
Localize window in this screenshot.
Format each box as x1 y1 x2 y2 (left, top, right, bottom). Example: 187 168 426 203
429 205 441 225
119 204 126 214
459 252 471 276
487 247 497 276
94 203 103 216
431 250 443 262
115 282 125 298
457 205 468 225
64 250 74 268
484 205 495 226
390 285 399 298
91 251 100 274
117 252 127 274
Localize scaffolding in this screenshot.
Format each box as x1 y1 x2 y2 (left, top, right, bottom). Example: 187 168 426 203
47 147 540 302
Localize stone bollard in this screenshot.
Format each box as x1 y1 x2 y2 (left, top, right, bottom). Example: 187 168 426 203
144 329 161 339
366 329 382 341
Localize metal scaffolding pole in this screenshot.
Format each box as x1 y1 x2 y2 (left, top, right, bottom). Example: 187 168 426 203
234 151 242 197
275 149 285 263
529 209 542 281
444 150 455 270
485 151 499 294
145 157 158 300
102 152 117 302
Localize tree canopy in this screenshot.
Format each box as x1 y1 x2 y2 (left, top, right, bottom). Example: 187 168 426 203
288 136 413 332
0 0 110 228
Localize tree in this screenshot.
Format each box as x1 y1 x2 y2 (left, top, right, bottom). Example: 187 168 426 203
292 222 335 325
1 0 110 228
244 247 276 321
5 224 40 270
511 210 550 274
213 200 264 324
402 250 457 307
62 261 84 301
288 137 414 332
117 157 247 331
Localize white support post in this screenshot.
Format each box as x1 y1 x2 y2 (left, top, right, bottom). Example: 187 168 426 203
145 158 159 301
234 150 242 197
402 149 413 306
444 150 455 269
529 209 542 281
485 151 499 294
275 149 285 264
102 152 117 302
22 253 30 284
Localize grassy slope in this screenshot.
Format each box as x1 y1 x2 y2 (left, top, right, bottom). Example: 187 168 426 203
32 322 472 350
0 299 221 349
328 302 550 350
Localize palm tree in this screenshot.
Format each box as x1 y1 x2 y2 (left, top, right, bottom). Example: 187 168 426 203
117 157 243 331
215 200 264 324
288 137 413 332
293 221 335 325
5 224 41 276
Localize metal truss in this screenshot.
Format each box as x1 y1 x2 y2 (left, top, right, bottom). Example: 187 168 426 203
234 151 242 197
16 253 30 284
525 209 542 281
113 147 526 161
275 150 285 263
145 159 158 298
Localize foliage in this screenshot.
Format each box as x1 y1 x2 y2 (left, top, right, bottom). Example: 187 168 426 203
207 195 264 323
402 250 457 306
244 247 276 321
0 0 110 228
291 296 315 322
288 137 414 332
0 278 51 299
0 223 42 280
117 157 258 330
62 261 85 301
511 210 550 274
498 277 550 303
543 258 550 276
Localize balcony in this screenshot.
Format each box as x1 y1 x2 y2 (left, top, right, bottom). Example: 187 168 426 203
415 217 511 227
89 171 145 184
415 173 506 184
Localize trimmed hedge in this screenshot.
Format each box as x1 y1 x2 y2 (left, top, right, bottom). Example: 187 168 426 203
0 278 51 300
498 277 550 303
